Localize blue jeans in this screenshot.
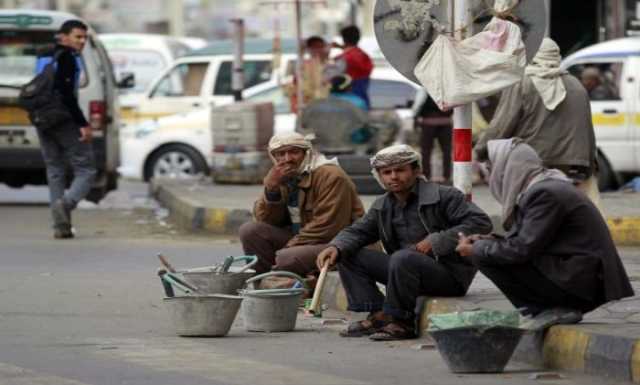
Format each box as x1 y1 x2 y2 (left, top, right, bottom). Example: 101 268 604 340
338 248 466 320
36 122 96 228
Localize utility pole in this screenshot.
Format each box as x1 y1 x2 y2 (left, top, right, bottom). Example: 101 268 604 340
230 18 245 102
167 0 185 37
452 0 473 200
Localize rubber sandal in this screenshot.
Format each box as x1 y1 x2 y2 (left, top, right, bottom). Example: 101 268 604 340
340 318 386 337
369 322 417 341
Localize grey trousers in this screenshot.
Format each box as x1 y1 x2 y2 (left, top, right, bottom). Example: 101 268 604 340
339 248 466 321
238 221 327 276
36 123 96 228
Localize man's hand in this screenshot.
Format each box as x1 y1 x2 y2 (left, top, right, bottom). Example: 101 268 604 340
263 162 297 191
316 246 339 270
456 232 474 258
79 126 93 143
414 239 432 255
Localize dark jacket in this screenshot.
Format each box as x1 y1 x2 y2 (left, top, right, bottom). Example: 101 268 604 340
332 179 493 291
473 179 634 304
36 45 88 127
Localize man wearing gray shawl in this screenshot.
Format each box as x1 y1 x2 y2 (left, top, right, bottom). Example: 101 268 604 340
457 139 633 329
474 38 602 211
317 145 492 340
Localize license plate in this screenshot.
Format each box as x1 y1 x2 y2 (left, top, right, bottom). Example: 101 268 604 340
0 129 32 146
0 106 31 126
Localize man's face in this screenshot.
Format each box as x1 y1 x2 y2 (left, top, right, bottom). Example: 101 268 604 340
272 146 306 175
59 28 88 52
581 75 600 92
307 41 328 61
377 163 420 193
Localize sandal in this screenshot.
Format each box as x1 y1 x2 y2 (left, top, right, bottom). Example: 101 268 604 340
369 322 417 341
339 312 389 337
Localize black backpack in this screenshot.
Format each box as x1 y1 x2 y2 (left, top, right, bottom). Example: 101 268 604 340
19 49 73 130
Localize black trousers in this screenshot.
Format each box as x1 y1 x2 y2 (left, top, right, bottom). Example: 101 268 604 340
338 248 465 320
420 124 452 180
472 256 600 316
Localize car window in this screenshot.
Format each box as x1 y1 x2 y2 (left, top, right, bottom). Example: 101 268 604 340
213 60 273 95
246 85 290 114
369 79 417 109
151 62 208 98
0 29 88 88
567 62 622 101
108 49 167 93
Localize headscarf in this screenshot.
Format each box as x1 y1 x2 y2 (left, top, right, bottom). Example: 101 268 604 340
370 144 425 189
487 138 571 230
268 132 338 173
524 38 568 111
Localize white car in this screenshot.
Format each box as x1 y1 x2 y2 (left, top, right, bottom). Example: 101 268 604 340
118 67 424 181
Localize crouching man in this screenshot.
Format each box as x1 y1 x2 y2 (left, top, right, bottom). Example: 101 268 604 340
457 139 634 329
316 145 493 340
239 133 364 276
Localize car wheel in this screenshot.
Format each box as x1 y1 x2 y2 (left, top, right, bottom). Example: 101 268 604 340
338 154 372 175
596 151 618 192
350 175 385 195
145 144 208 181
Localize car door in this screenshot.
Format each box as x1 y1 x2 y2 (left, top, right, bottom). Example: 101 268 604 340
567 59 634 173
134 60 212 122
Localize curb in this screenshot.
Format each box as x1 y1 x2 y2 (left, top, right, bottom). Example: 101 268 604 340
608 217 640 246
321 271 640 383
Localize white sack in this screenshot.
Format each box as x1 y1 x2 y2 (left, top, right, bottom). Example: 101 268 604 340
414 17 526 110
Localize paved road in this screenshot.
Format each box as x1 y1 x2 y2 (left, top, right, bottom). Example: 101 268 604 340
0 182 632 385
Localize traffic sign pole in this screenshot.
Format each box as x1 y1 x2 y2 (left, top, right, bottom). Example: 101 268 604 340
452 0 473 201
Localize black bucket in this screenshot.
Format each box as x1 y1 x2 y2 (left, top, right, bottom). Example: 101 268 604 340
429 326 526 373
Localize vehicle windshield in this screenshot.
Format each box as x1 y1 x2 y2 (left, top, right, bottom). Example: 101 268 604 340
0 30 57 87
108 49 168 93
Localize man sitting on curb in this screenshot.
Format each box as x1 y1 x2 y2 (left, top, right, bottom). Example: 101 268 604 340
316 145 493 340
456 139 634 330
239 132 364 279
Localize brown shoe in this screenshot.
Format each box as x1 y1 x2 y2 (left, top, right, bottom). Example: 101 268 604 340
340 311 390 337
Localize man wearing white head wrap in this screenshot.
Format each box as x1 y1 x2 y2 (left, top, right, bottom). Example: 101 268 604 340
474 38 602 212
316 144 492 340
457 139 633 329
239 132 364 277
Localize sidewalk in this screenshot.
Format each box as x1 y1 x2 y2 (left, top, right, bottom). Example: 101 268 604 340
151 177 640 246
151 177 640 383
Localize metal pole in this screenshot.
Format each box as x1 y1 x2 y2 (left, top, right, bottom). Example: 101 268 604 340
452 0 473 200
294 0 305 117
231 18 245 102
167 0 185 37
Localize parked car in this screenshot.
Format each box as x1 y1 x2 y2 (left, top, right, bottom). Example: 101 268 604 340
562 37 640 190
0 9 124 202
120 38 298 126
119 67 424 185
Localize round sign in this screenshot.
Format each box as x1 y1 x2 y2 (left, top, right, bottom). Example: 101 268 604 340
374 0 547 85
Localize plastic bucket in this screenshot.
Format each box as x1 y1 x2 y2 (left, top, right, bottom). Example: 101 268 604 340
240 271 306 332
429 326 526 373
163 294 243 337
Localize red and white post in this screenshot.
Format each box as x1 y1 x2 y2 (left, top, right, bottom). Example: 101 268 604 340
452 0 473 201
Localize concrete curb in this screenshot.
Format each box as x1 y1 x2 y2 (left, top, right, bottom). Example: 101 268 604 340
320 271 640 383
608 217 640 246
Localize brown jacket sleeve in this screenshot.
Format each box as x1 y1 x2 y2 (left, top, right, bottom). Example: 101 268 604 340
287 167 362 247
253 187 290 227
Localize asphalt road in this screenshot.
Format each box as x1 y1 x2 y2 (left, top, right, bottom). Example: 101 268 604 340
0 182 632 385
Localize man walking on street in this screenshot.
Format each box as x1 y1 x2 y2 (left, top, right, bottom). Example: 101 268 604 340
316 145 492 340
333 26 373 109
34 20 96 239
239 133 364 277
474 38 602 211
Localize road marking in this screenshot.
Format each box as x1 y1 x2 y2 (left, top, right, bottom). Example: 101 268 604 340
93 338 368 385
0 362 91 385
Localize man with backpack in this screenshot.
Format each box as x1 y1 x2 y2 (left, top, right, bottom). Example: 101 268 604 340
30 20 96 239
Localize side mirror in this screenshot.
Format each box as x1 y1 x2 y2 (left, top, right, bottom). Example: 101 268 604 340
117 72 135 89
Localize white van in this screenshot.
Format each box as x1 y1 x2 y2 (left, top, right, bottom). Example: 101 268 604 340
0 10 124 201
562 38 640 190
121 38 298 126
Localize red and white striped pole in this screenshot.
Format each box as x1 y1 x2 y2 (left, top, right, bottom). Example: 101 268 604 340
452 0 473 201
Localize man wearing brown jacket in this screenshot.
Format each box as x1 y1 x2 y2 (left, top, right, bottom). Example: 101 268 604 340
239 133 365 276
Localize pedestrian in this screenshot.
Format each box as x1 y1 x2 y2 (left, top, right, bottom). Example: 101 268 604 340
33 20 96 239
316 145 492 340
415 95 452 183
474 38 602 212
329 74 368 111
333 26 373 108
457 139 634 329
239 132 364 278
